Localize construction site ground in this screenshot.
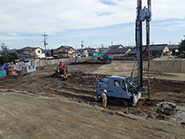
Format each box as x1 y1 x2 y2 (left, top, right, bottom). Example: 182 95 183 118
0 58 185 139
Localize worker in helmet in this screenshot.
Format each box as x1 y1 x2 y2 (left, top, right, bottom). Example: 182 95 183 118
101 89 107 108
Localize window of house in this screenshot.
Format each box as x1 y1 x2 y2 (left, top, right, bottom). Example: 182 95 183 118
38 51 40 53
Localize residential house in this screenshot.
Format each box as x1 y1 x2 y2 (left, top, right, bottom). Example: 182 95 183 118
180 51 185 58
54 46 75 58
143 44 170 56
168 45 179 54
76 48 97 57
24 56 40 63
16 47 45 60
98 47 110 54
127 44 171 59
107 47 131 58
109 44 124 49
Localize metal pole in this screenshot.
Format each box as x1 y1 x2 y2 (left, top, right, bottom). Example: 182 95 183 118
136 0 143 88
136 0 142 89
147 0 151 98
139 0 143 88
147 20 150 98
43 33 48 60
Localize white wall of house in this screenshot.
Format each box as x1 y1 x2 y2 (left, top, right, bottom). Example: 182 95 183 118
163 46 170 53
83 50 88 57
125 48 131 54
118 46 124 49
33 48 45 59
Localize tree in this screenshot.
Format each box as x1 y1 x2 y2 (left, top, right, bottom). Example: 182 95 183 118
8 52 18 59
158 51 162 56
1 55 9 63
51 49 54 56
0 43 9 56
0 43 18 64
46 51 50 56
178 39 185 52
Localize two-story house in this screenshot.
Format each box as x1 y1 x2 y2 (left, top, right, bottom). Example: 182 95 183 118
109 44 124 49
54 46 75 58
16 47 45 60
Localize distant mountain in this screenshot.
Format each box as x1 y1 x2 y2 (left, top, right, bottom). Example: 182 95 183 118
9 49 18 53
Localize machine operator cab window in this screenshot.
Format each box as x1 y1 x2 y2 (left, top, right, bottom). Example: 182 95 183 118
114 80 120 87
122 80 126 91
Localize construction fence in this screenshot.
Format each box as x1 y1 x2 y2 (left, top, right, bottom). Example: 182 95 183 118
34 58 75 67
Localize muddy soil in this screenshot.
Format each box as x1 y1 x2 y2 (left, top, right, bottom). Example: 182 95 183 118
0 60 185 138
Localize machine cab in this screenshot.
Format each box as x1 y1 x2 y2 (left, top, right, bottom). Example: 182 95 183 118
96 75 131 100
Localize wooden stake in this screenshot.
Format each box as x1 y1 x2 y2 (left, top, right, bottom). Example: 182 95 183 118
6 83 8 90
53 90 55 102
36 90 38 97
138 100 140 116
126 107 128 115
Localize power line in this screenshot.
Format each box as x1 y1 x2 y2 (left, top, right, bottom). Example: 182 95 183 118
49 36 79 43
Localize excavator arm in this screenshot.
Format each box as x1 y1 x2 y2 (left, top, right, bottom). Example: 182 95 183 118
59 62 67 78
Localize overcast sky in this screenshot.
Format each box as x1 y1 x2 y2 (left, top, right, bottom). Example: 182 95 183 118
0 0 185 49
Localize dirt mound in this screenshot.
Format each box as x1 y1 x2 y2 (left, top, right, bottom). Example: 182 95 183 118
144 58 185 73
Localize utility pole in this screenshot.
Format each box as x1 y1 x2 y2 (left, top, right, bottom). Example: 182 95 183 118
81 40 84 56
43 33 48 59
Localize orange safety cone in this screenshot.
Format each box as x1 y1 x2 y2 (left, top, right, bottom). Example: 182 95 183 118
6 83 8 90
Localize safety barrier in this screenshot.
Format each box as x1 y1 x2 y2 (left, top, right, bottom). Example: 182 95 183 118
34 58 75 67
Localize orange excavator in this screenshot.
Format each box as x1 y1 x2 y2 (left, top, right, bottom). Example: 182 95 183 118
53 62 71 79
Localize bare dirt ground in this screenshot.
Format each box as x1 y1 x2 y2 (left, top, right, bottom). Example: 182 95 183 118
0 60 185 138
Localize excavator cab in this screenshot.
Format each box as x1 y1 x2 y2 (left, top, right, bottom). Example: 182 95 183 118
53 62 71 79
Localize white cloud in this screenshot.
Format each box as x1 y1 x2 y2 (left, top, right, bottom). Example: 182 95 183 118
0 0 184 34
0 0 185 49
0 0 136 34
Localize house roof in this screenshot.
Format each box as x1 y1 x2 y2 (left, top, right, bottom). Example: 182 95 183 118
98 48 110 53
127 44 168 55
25 56 39 59
109 44 124 49
55 46 73 50
127 48 137 55
17 47 43 52
168 45 179 50
107 47 130 54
